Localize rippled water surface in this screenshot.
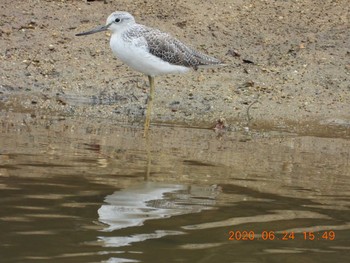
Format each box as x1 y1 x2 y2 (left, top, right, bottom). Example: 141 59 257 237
1 113 350 262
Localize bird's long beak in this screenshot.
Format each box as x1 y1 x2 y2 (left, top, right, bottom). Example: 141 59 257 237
75 23 111 36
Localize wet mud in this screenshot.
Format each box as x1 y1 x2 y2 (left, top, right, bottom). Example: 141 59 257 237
1 0 349 135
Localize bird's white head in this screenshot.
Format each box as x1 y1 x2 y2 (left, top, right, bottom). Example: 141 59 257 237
76 11 135 36
106 12 135 33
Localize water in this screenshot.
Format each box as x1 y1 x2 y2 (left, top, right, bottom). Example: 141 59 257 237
1 112 350 262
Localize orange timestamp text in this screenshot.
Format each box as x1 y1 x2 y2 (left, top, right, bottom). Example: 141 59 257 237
228 230 335 241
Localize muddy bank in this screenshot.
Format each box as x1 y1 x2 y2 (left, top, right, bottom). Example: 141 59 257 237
1 0 349 136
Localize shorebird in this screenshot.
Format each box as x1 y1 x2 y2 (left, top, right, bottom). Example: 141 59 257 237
76 11 222 136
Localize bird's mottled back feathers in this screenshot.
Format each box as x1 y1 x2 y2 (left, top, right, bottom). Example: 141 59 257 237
122 24 221 69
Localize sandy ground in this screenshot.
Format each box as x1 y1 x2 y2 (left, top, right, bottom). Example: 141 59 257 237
1 0 349 136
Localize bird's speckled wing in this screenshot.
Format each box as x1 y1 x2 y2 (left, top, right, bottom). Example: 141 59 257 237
123 24 221 69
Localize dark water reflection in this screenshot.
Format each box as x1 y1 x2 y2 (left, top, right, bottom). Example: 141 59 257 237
0 113 349 262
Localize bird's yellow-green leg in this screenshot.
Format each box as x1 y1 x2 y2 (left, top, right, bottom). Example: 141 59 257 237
144 75 155 137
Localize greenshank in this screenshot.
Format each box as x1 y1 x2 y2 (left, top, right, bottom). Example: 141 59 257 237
76 11 222 136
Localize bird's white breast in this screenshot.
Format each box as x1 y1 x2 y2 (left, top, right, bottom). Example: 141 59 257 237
110 33 190 77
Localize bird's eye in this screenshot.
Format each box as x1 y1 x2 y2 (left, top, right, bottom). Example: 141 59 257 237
115 18 121 23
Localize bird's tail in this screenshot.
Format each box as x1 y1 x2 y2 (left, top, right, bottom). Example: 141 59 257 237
191 49 224 69
197 62 226 69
